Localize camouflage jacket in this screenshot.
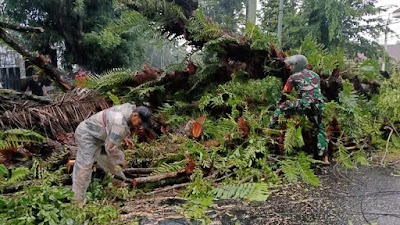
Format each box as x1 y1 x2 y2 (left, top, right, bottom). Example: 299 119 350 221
283 69 324 101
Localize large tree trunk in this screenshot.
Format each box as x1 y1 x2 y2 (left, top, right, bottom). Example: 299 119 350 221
246 0 258 24
0 28 72 90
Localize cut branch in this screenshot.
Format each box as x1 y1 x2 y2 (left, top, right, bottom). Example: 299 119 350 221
123 168 156 174
132 171 181 187
0 28 72 90
0 21 44 33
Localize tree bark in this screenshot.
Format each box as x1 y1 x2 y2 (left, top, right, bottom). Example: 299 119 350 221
132 171 182 187
246 0 258 24
0 28 72 90
124 168 156 174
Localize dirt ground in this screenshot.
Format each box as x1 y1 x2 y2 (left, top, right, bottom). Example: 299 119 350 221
117 153 400 225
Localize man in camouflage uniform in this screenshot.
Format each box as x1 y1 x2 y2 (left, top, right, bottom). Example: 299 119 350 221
269 55 328 161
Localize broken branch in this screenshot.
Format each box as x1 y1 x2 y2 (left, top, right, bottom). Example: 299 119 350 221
0 28 72 90
132 171 181 187
123 168 156 174
0 21 44 33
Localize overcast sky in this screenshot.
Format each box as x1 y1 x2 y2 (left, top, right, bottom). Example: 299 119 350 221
374 0 399 45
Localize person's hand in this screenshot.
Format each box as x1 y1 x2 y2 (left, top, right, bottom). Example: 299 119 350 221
77 201 84 209
123 137 134 148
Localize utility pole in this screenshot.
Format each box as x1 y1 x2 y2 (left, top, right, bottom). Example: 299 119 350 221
382 14 390 71
277 0 284 49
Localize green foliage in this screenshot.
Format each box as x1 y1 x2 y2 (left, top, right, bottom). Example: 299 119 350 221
150 160 186 176
104 11 148 36
242 23 278 51
259 0 304 49
199 76 282 111
376 78 400 123
0 185 118 225
119 0 187 22
0 165 29 186
200 0 245 32
7 167 30 183
202 118 237 142
302 0 386 55
188 8 223 42
155 102 194 127
188 50 222 92
335 143 369 169
0 164 9 178
325 81 383 146
182 169 213 224
87 68 135 93
210 183 270 202
283 120 305 155
296 37 344 75
107 91 121 105
280 153 320 186
359 59 382 81
0 129 45 150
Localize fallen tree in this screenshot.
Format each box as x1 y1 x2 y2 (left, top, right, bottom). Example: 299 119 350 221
0 24 72 90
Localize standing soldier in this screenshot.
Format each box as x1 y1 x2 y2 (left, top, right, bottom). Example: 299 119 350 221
269 55 329 163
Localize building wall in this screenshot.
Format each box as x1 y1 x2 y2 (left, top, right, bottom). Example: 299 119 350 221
0 45 26 90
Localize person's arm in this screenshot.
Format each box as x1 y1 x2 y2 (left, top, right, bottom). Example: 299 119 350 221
42 85 47 96
105 121 128 175
283 76 293 93
25 86 30 94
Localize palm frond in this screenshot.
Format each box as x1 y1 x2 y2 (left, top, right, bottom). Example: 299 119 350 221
210 183 270 202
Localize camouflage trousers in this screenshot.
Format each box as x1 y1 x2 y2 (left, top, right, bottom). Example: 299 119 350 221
269 98 327 156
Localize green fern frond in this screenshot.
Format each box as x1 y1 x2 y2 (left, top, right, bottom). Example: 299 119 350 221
188 8 223 42
106 11 148 35
8 167 29 183
210 183 270 202
45 149 70 167
283 121 304 155
0 129 45 150
0 164 9 178
107 91 121 106
296 37 343 74
151 160 186 176
297 154 320 186
246 183 271 202
31 158 49 180
87 68 135 91
281 153 320 186
281 160 298 183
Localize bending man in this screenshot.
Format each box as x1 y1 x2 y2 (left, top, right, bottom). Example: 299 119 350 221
72 103 151 207
269 55 328 162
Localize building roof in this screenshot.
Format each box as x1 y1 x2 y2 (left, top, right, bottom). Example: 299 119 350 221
393 8 400 18
387 44 400 62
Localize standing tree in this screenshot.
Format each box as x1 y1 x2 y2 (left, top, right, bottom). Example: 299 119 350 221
259 0 387 57
2 0 152 72
200 0 246 33
259 0 304 50
246 0 257 24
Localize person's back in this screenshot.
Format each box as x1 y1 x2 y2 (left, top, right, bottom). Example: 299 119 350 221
287 69 324 101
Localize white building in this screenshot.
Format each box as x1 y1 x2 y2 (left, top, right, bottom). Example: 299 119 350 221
0 45 26 90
